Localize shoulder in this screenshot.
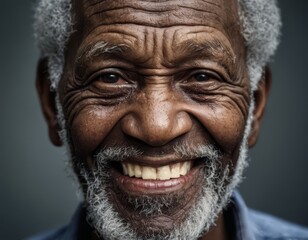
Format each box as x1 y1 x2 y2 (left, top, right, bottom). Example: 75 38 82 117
249 209 308 240
231 191 308 240
24 204 89 240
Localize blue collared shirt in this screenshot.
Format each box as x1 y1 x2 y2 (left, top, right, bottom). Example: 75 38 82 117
26 191 308 240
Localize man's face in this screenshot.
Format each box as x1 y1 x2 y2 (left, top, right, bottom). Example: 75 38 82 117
52 0 254 238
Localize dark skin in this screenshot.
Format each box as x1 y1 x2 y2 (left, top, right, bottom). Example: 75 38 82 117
36 0 271 239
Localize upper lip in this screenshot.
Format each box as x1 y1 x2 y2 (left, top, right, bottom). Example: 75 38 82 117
121 154 194 167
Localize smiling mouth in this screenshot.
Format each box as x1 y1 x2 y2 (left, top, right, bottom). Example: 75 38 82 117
121 161 193 180
111 159 203 195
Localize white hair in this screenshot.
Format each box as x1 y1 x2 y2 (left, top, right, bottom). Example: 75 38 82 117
33 0 72 90
33 0 281 91
238 0 281 90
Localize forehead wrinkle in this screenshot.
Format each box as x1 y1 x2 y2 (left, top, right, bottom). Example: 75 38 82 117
161 29 174 67
78 0 228 29
87 10 220 27
172 4 221 18
84 0 224 17
87 6 174 19
87 5 221 19
199 0 222 8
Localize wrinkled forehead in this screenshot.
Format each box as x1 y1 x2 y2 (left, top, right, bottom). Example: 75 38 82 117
72 0 240 36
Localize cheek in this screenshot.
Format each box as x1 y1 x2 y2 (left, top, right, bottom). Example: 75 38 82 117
189 103 247 155
69 105 123 160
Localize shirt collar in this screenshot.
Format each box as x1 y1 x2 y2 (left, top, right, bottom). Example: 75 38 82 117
229 191 256 240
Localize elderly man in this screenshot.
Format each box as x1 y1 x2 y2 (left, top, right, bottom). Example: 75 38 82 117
30 0 308 239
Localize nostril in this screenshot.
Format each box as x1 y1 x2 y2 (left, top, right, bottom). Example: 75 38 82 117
120 112 143 140
175 111 193 133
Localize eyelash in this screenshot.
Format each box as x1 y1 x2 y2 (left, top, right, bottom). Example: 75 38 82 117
87 69 128 85
180 69 223 83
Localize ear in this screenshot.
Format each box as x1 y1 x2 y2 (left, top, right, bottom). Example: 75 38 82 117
248 66 272 148
36 58 63 146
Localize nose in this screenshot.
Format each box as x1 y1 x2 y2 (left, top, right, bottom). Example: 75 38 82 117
120 85 192 146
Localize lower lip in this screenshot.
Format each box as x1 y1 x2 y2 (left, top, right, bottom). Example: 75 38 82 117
112 165 202 195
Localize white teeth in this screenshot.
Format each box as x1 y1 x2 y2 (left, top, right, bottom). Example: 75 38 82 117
157 165 171 180
127 163 134 177
122 163 128 175
179 162 188 176
134 165 142 178
170 163 180 178
121 161 192 180
187 161 192 170
142 166 156 180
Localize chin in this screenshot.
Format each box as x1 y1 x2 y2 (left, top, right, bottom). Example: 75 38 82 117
78 151 236 240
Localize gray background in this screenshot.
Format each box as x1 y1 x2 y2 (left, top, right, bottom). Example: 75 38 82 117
0 1 307 239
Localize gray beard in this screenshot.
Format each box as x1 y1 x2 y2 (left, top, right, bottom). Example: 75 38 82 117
56 92 254 240
81 147 229 240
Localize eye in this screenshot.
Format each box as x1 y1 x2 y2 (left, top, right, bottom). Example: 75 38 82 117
98 73 123 84
193 72 210 82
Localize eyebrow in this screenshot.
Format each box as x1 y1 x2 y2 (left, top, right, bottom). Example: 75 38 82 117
176 38 236 64
77 41 131 62
175 38 237 77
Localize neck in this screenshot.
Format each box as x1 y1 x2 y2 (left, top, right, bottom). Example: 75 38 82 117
199 212 230 240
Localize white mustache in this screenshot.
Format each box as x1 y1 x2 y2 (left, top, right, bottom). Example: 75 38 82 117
94 144 221 164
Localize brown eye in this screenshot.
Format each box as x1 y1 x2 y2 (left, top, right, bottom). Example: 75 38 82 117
194 73 210 82
99 73 121 84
